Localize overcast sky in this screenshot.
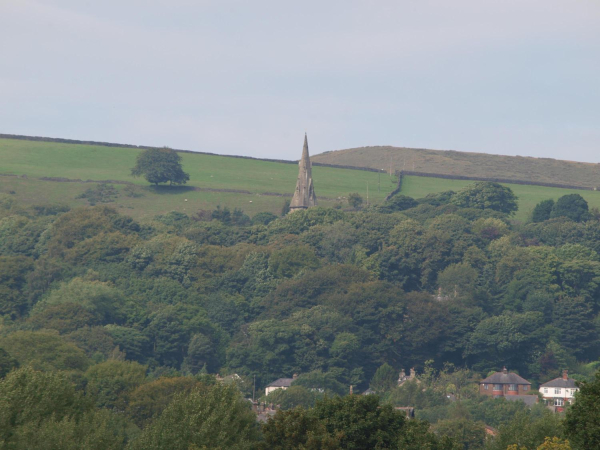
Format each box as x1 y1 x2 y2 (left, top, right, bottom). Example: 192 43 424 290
1 1 599 161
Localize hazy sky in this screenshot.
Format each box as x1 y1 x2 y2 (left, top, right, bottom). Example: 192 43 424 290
1 1 599 161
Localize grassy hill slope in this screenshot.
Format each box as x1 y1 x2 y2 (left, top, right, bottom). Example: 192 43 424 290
312 145 600 189
0 138 396 219
3 137 600 222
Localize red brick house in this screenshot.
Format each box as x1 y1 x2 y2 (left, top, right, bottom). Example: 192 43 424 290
479 367 532 397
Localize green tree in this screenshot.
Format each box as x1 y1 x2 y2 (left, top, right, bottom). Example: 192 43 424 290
348 192 364 209
252 211 278 226
381 194 419 212
0 348 18 378
370 363 398 393
265 385 324 410
451 182 518 214
127 376 207 427
551 194 589 222
128 383 260 450
131 147 190 185
532 199 555 223
85 359 147 409
0 331 89 372
565 370 600 449
489 409 564 450
259 407 340 449
433 418 486 450
269 245 320 278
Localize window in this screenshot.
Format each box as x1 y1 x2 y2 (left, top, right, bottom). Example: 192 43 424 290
555 388 561 395
493 384 502 391
508 384 517 391
544 388 548 393
555 398 564 406
523 386 528 391
483 384 488 390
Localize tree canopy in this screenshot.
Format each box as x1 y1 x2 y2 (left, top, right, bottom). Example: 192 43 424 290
451 181 518 214
131 147 190 185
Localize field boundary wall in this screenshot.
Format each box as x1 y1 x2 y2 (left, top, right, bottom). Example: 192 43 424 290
397 170 598 192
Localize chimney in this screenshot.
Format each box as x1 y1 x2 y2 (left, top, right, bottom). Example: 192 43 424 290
502 367 508 374
292 373 298 380
563 370 568 380
410 368 416 379
350 385 353 395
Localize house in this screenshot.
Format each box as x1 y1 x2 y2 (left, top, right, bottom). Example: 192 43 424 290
398 368 418 386
265 373 298 396
539 370 579 412
479 367 532 397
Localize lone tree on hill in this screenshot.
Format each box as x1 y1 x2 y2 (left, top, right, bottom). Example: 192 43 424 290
131 147 190 186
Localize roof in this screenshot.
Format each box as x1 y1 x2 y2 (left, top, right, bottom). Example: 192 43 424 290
504 395 538 407
540 377 578 389
266 378 294 388
481 372 531 385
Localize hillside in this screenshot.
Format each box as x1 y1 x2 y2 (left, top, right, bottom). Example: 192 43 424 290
312 145 600 189
0 137 395 219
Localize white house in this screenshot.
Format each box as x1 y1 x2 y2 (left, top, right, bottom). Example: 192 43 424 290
539 370 579 411
265 374 298 396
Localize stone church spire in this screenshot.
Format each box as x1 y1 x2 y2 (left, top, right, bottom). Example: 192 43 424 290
289 133 317 213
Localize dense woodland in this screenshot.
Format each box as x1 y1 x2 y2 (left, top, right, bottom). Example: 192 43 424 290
1 181 600 449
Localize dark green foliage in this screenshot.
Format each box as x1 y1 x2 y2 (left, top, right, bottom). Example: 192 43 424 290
0 255 34 318
252 211 278 225
532 199 555 222
348 192 364 209
451 181 518 214
131 147 190 185
489 409 564 450
381 194 419 212
433 418 486 450
211 205 251 226
0 348 18 378
551 193 590 222
2 192 600 447
262 394 409 449
0 367 127 449
269 245 320 278
128 383 260 450
265 385 324 410
565 371 600 449
281 199 291 216
370 363 398 393
0 331 90 372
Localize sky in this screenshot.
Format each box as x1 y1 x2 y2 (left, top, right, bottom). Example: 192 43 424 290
1 1 599 161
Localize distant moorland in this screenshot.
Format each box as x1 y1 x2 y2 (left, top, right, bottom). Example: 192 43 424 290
313 145 600 189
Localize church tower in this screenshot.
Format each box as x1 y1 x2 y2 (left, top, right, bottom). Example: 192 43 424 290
289 133 317 213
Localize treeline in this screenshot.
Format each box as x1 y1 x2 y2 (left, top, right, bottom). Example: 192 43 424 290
1 181 600 448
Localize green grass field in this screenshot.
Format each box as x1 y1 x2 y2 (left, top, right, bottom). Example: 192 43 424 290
0 138 396 219
3 137 599 222
400 175 600 222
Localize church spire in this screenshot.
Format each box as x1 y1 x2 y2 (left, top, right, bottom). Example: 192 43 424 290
289 133 317 213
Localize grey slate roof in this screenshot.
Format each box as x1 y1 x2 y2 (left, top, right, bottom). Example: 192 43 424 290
505 395 538 406
480 372 531 385
266 378 294 388
540 377 578 389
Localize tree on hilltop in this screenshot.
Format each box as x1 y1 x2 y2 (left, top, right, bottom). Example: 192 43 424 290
131 147 190 186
